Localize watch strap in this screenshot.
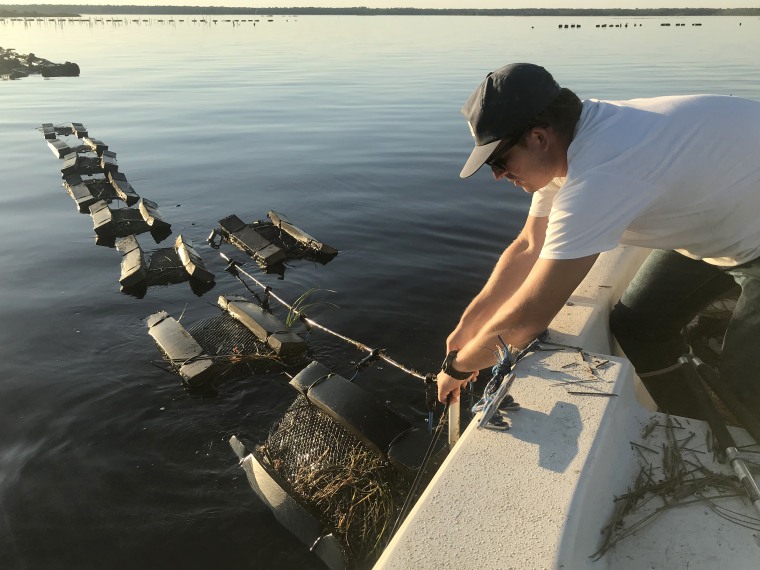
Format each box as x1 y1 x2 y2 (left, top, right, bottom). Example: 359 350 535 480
441 350 474 381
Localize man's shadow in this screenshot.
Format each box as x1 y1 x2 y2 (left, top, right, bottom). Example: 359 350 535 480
498 401 582 473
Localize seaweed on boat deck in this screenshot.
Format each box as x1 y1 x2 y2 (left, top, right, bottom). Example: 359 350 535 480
591 415 760 560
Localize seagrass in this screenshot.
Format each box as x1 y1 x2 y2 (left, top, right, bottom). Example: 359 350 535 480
257 395 409 566
592 415 760 560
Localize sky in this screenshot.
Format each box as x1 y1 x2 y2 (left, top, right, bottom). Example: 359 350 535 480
1 1 757 8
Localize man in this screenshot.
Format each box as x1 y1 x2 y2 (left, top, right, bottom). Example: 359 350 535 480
436 63 760 421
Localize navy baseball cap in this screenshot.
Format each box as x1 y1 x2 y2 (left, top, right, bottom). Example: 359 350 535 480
460 63 561 178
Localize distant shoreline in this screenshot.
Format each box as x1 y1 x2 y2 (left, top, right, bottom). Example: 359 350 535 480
3 6 760 18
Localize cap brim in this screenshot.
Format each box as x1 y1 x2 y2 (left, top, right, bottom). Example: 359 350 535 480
460 139 501 178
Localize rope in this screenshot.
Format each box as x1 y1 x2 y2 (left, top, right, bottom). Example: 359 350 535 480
225 260 266 306
390 398 450 538
471 337 540 428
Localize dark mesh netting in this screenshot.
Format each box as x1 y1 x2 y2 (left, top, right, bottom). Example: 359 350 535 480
152 312 309 385
257 395 409 567
146 248 188 286
260 395 364 481
183 313 310 375
186 313 269 357
252 222 305 256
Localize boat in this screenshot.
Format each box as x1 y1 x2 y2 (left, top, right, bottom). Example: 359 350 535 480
229 242 758 568
374 244 760 569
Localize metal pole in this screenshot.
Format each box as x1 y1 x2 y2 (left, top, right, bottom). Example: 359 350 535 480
691 357 760 446
678 355 760 516
220 252 427 381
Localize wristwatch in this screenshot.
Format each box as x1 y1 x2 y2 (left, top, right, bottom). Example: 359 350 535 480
441 350 474 381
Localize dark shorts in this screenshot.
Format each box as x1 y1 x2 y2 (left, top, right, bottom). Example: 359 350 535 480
609 249 760 408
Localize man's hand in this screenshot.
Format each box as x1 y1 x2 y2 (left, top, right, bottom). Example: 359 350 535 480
436 370 476 404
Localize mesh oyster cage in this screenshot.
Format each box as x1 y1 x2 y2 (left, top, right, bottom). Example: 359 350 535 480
255 394 410 568
148 295 312 390
211 212 338 271
254 222 312 258
144 248 188 286
184 313 310 374
185 313 265 357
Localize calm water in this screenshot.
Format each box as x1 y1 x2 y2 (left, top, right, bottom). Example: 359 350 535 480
1 14 759 569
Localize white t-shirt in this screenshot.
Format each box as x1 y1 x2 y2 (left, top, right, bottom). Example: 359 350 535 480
529 95 760 267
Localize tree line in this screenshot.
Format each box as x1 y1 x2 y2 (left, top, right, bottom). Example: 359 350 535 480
3 5 760 17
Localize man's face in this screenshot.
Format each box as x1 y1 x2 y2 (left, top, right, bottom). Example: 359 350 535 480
487 128 563 192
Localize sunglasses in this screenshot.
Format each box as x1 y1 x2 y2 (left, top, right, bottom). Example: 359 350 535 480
484 138 517 171
484 124 547 171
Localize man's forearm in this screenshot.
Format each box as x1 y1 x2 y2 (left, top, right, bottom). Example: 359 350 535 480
454 254 600 372
457 302 546 371
450 233 541 346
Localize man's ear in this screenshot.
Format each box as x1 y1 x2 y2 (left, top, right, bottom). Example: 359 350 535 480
531 126 552 151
